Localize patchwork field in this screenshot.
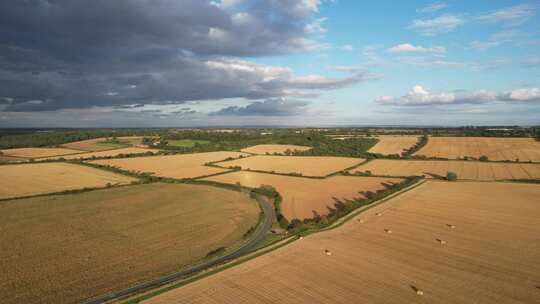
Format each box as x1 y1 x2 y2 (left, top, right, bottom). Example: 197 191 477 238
90 151 249 179
415 137 540 161
368 135 419 155
0 147 83 159
61 136 146 151
38 147 158 160
0 183 260 304
352 159 540 180
145 181 540 304
240 144 312 155
204 171 401 220
215 155 363 176
0 163 136 199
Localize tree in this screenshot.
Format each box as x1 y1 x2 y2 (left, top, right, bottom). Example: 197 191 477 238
479 155 489 161
446 171 458 181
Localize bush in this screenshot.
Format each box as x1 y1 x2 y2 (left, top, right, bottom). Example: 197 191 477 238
479 155 489 161
446 171 458 181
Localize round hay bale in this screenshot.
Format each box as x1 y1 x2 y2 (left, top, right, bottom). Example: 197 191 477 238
437 239 447 245
324 249 332 256
376 212 382 216
384 229 392 234
416 290 424 296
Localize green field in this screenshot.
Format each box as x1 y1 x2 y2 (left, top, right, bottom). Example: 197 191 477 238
167 139 210 147
0 183 259 304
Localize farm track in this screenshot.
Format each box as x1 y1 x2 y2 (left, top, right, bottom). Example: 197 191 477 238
81 195 274 304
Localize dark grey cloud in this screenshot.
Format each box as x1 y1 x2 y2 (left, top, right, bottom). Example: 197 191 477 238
211 98 309 116
0 0 376 113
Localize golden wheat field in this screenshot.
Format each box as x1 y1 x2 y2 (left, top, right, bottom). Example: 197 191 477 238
0 183 259 304
0 147 83 159
204 171 401 220
352 159 540 180
240 144 312 155
60 136 146 151
90 151 249 179
368 135 419 155
0 163 136 199
215 155 363 176
38 147 158 160
415 137 540 161
145 181 540 304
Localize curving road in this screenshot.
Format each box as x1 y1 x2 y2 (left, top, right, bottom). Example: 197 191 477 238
82 195 274 304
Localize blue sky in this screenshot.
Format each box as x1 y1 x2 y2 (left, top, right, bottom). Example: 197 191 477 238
0 0 539 127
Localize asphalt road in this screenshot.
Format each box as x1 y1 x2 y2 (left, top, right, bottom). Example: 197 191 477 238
82 195 275 304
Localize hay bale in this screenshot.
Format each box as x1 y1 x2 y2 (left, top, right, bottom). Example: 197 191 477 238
358 219 364 223
324 249 332 256
376 212 382 216
384 229 392 234
437 239 447 245
416 290 424 296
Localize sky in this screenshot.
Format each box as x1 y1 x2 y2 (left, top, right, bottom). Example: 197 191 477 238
0 0 539 128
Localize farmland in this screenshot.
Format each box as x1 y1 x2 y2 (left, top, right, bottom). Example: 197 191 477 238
204 171 401 220
0 147 83 159
352 159 540 180
0 183 260 304
38 147 158 160
60 136 146 151
368 135 419 155
215 155 363 176
90 151 249 179
145 181 540 304
415 137 540 161
240 144 312 155
0 162 136 199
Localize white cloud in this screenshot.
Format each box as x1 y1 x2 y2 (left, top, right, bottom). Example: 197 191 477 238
477 4 536 26
408 14 465 35
376 85 540 106
387 43 446 54
417 2 448 14
305 17 328 34
499 88 540 101
341 44 354 51
468 40 500 51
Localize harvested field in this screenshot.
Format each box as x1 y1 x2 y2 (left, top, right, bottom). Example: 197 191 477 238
204 171 401 220
90 151 249 179
240 144 312 155
415 137 540 161
0 155 27 163
0 183 259 304
61 136 146 151
38 147 158 160
145 181 540 304
0 163 136 199
368 135 419 155
352 159 540 180
215 155 363 176
0 147 83 159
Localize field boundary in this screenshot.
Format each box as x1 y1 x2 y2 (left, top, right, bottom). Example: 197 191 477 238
120 177 427 303
81 192 274 304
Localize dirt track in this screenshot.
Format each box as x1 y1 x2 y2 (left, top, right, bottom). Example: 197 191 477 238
144 181 540 304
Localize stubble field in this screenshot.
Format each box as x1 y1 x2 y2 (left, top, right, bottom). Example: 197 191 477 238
240 144 312 155
368 135 419 155
414 137 540 161
352 159 540 180
60 136 146 151
204 171 401 220
145 181 540 304
0 147 83 159
90 151 249 179
215 155 363 177
0 183 259 304
0 162 136 199
38 147 158 160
